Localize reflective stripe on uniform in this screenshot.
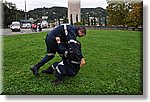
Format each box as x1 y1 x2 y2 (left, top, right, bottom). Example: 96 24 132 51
71 61 80 64
51 65 56 70
56 66 61 74
47 53 55 56
68 39 77 44
64 24 68 36
64 51 68 57
58 61 64 66
56 61 64 74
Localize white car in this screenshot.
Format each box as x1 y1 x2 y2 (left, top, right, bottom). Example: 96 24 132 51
42 21 48 28
10 21 21 32
21 23 31 29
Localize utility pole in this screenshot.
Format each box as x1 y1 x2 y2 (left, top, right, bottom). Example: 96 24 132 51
25 0 27 20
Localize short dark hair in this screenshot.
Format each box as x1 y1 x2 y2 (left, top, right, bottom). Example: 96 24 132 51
78 26 86 35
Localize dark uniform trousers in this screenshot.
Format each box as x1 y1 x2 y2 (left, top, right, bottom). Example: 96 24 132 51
35 34 57 69
52 59 80 80
35 33 65 69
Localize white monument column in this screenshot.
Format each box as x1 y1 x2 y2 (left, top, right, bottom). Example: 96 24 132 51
68 0 81 24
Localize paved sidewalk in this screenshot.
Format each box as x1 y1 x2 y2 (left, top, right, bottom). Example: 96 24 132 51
1 28 53 36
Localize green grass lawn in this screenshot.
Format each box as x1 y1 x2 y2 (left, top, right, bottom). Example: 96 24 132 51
2 30 143 95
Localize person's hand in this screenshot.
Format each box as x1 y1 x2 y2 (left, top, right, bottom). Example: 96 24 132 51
55 37 61 43
80 58 86 67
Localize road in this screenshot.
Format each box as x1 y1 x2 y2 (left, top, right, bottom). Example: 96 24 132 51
0 28 53 36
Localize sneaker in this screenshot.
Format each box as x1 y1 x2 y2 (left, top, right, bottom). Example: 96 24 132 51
51 79 63 86
30 66 39 77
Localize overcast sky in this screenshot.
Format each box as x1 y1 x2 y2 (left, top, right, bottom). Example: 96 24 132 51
4 0 108 11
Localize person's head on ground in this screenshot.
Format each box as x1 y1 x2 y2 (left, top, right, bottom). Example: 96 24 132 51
77 26 86 37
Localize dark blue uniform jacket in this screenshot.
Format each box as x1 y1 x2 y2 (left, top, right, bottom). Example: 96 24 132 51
46 25 83 61
57 42 81 76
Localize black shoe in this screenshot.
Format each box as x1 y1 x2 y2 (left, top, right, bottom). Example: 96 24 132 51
51 79 63 86
30 66 39 77
41 67 54 74
41 69 53 74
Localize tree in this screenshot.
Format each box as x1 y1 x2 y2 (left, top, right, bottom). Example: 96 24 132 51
106 1 143 28
106 1 129 26
126 1 143 28
3 1 24 27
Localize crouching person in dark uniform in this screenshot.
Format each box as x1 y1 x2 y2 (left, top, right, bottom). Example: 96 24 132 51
42 37 86 85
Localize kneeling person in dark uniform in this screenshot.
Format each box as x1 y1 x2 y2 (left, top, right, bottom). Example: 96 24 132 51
42 37 85 85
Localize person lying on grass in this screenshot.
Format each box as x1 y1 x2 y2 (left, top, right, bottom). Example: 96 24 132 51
41 37 86 85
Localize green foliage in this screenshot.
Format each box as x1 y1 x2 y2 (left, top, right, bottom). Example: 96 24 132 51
126 2 143 28
2 1 25 27
3 30 142 95
106 1 143 28
81 7 107 18
74 22 84 26
28 7 68 21
106 2 128 26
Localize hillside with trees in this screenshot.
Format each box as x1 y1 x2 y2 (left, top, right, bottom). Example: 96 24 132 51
28 7 68 22
2 0 107 27
28 7 107 23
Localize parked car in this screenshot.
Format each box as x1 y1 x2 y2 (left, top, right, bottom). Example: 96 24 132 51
21 23 31 29
10 21 21 32
42 21 48 28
